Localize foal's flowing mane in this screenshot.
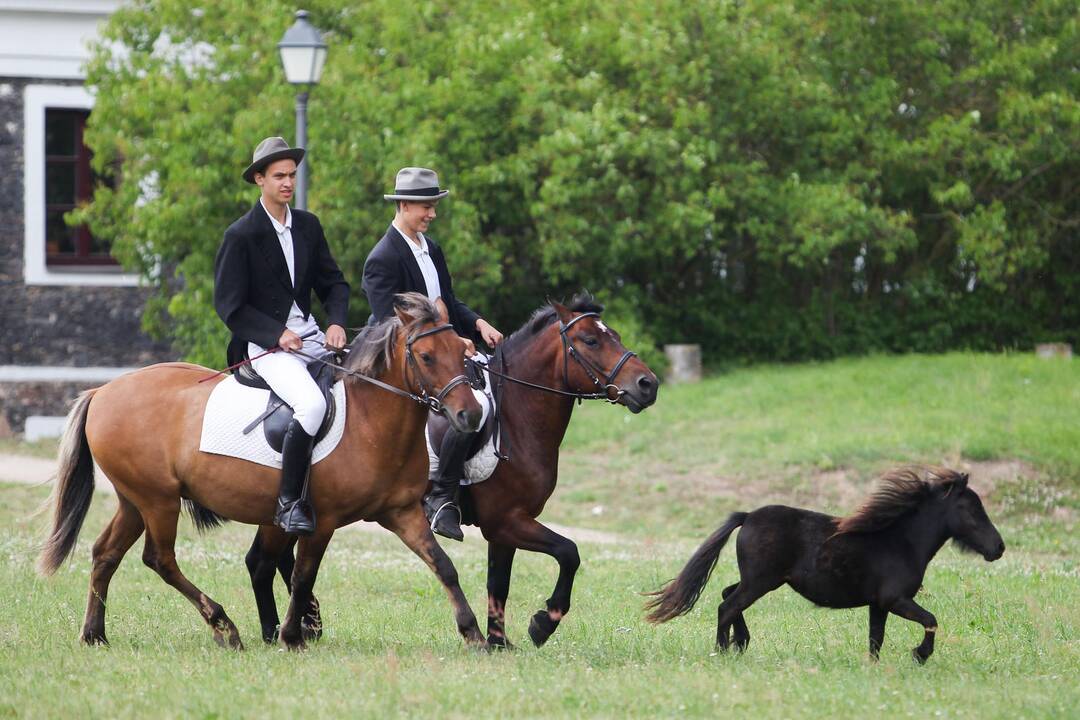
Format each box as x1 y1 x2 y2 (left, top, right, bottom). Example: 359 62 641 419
339 292 440 379
834 466 967 535
501 292 605 353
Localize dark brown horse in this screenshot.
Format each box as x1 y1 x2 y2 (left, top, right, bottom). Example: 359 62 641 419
645 467 1005 663
38 294 486 650
258 294 659 647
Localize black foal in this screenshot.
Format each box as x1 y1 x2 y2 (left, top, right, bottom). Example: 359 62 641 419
645 467 1005 663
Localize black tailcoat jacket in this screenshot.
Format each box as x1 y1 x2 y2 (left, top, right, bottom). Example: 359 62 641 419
361 224 480 343
214 201 350 367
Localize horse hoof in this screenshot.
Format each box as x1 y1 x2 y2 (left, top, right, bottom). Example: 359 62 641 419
488 635 516 651
301 617 323 643
279 631 306 652
911 648 929 665
527 610 559 647
79 632 108 647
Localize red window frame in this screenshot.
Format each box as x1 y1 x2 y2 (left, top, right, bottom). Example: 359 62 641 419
44 109 116 267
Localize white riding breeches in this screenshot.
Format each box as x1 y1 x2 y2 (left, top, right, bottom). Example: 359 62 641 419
250 336 327 436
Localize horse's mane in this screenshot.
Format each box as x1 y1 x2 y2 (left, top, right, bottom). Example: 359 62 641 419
339 292 440 379
502 292 605 352
833 466 967 535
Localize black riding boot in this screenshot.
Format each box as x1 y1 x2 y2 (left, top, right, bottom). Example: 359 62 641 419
423 425 474 542
273 419 316 535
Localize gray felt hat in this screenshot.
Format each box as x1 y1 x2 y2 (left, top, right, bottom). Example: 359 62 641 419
383 167 450 202
243 137 305 184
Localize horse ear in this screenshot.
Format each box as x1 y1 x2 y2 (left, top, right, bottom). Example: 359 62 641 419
552 301 574 326
434 296 450 324
394 305 415 327
958 472 969 488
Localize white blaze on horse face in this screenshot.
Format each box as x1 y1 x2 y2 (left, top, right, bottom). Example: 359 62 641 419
596 320 611 335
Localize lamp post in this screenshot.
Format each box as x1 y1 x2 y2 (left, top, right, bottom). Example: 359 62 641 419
277 9 327 210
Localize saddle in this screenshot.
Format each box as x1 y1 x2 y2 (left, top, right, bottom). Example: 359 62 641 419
234 350 338 453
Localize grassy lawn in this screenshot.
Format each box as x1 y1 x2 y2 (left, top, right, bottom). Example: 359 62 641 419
0 353 1076 718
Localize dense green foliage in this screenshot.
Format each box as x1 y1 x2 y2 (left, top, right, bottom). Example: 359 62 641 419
80 0 1079 367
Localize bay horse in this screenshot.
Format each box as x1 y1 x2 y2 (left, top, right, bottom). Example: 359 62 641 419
645 467 1005 663
38 294 487 651
257 293 660 648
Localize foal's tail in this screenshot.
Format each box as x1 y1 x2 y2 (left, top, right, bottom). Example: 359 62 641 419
37 389 98 576
644 511 748 623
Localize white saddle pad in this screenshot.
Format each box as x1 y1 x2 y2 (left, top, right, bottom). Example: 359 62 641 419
199 376 347 468
425 373 499 486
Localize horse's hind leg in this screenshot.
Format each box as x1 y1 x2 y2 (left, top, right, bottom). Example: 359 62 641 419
380 506 486 648
715 580 774 653
717 583 750 651
80 495 144 645
274 536 323 642
246 527 291 644
141 500 243 649
490 516 579 648
486 542 517 649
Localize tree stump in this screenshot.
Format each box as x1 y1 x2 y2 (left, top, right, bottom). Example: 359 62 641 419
664 344 702 384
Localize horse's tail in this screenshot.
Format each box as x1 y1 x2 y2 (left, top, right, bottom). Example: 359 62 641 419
644 511 748 623
183 500 229 533
37 389 98 576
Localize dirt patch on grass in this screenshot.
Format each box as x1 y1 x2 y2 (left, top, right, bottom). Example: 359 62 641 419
629 457 1045 517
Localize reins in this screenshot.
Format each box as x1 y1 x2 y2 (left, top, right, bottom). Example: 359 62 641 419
292 322 475 413
474 312 636 405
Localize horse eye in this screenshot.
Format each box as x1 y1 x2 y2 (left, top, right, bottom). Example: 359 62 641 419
582 336 599 347
420 352 433 365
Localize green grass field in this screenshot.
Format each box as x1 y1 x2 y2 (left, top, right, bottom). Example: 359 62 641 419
1 353 1077 718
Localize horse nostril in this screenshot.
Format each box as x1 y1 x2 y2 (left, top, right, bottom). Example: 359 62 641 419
638 375 654 391
997 541 1006 556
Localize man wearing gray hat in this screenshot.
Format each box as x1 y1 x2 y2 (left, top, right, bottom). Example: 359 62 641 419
214 137 350 535
362 167 502 541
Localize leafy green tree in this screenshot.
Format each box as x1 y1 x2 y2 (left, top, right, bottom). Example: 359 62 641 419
80 0 1078 368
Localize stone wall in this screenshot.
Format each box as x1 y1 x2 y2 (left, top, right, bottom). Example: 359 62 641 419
1 76 174 434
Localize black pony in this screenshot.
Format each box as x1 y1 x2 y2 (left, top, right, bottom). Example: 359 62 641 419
645 467 1005 663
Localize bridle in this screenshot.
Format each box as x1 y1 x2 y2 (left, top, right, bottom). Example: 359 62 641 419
295 322 477 414
403 323 476 412
559 312 637 402
478 312 637 404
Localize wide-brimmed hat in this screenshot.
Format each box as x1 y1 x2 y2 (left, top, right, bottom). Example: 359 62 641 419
383 167 450 202
243 137 305 184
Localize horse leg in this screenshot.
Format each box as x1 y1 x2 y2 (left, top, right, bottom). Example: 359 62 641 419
141 501 243 649
888 597 938 664
486 542 517 649
246 527 291 644
868 604 888 659
491 516 579 648
717 583 750 651
80 495 144 645
275 537 323 642
715 580 772 653
379 507 486 648
278 529 334 651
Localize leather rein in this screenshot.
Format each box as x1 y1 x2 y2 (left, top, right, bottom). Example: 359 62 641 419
293 322 477 414
477 312 636 404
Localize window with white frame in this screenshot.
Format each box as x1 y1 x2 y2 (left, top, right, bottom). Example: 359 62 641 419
23 84 137 286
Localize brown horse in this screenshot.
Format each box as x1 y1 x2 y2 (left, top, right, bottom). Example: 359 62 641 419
38 294 486 651
261 294 659 647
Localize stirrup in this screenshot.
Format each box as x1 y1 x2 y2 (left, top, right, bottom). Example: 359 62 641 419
427 501 463 542
274 499 315 536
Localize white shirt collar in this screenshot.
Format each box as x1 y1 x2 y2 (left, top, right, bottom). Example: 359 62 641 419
260 198 292 234
393 221 428 256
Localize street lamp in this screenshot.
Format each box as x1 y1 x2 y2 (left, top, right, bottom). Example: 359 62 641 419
277 9 327 210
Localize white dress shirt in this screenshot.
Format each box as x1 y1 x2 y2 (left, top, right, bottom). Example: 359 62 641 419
394 220 442 302
248 199 321 356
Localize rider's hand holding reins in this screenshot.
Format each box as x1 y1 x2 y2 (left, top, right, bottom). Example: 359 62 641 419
277 328 303 352
476 318 503 349
324 324 347 351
